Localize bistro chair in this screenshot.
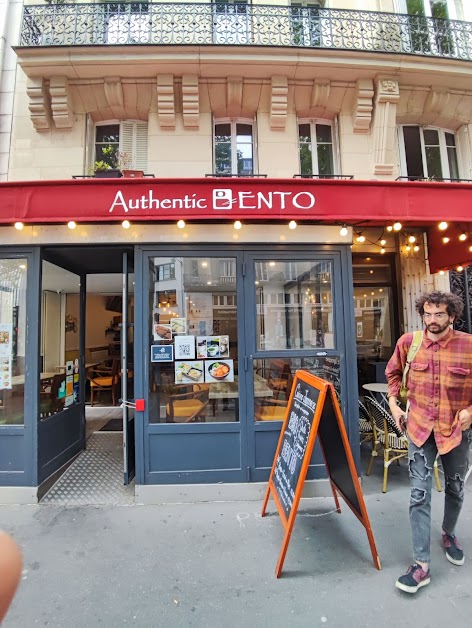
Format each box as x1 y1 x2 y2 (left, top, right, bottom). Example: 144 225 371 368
365 396 441 493
254 370 293 421
165 384 209 423
359 398 374 445
87 359 120 406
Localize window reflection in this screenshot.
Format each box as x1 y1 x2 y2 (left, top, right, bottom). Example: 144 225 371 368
149 256 239 424
255 260 334 350
0 258 27 425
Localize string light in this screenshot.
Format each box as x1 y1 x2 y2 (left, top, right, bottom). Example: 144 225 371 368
457 266 464 272
14 222 24 230
386 225 393 232
288 220 297 230
355 234 365 243
405 245 411 252
234 220 242 230
439 270 445 275
340 224 348 236
393 222 402 231
438 221 448 230
413 245 420 252
459 233 467 241
408 235 416 243
380 248 386 254
177 220 185 229
380 239 386 246
442 237 450 244
122 220 130 229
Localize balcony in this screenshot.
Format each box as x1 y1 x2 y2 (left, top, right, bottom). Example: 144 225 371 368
18 3 472 61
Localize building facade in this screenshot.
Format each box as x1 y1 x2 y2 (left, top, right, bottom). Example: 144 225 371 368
0 0 471 503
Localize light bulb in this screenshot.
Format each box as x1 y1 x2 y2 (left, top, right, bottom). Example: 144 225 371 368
288 220 297 230
380 239 386 246
380 248 386 254
439 270 445 275
14 222 24 230
386 225 393 232
408 235 416 243
122 220 130 229
393 222 402 231
457 265 464 272
67 221 76 230
413 245 420 252
340 225 348 237
405 245 411 252
442 237 450 244
177 220 185 229
234 220 242 230
459 233 467 241
356 234 365 243
439 221 448 230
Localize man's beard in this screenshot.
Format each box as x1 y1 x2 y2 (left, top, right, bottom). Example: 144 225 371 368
426 321 451 335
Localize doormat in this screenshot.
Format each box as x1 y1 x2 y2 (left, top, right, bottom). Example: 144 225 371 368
99 419 123 432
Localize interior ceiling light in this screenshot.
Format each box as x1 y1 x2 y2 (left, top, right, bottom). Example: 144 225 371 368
339 225 348 237
234 220 242 230
201 261 208 267
393 222 402 231
14 222 24 230
355 234 365 243
122 220 130 229
288 220 297 230
442 237 450 244
369 270 374 274
67 221 76 230
177 220 185 229
438 221 448 230
408 235 416 243
459 233 467 241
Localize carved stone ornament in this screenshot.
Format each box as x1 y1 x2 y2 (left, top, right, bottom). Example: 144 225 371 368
156 75 176 129
270 76 288 130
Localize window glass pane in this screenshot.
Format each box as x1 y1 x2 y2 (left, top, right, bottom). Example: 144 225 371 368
425 145 443 178
315 124 332 144
299 143 313 176
298 124 311 142
149 256 239 423
253 355 341 422
447 146 459 179
40 262 81 420
255 260 334 351
423 129 439 146
445 132 455 147
95 124 120 168
403 126 424 178
236 124 253 175
317 143 334 175
0 258 27 425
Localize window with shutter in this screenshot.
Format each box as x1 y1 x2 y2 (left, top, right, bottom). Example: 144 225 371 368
93 120 148 173
120 121 148 171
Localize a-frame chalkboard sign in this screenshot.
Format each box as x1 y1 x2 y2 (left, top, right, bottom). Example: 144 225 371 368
262 370 380 577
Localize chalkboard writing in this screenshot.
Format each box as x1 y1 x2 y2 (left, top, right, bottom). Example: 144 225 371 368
301 355 341 399
272 381 320 519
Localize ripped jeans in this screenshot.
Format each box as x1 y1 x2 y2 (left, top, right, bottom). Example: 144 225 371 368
408 430 471 564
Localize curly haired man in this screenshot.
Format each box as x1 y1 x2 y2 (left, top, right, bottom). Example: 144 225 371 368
386 291 472 593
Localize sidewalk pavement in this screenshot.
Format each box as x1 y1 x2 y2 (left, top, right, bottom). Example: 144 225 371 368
1 450 472 628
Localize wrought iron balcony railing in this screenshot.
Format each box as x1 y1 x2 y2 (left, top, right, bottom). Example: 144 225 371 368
19 3 472 61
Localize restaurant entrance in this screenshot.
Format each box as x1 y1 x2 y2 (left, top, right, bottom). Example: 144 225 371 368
138 244 357 486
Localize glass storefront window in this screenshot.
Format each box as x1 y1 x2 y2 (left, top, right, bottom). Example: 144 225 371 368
149 256 239 424
39 262 81 420
253 355 341 422
255 260 334 351
0 258 27 425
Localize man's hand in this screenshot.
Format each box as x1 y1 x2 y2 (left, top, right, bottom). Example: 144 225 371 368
458 408 472 431
390 404 407 433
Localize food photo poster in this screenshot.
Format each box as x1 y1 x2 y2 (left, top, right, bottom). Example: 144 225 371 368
171 318 187 334
205 359 234 383
175 360 204 384
197 335 229 359
154 324 172 342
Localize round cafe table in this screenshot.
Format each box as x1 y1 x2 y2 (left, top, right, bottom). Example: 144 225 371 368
362 382 389 407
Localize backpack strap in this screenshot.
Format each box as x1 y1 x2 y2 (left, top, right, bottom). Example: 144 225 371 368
401 330 423 390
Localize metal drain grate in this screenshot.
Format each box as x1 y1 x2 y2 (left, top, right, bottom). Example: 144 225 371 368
41 433 134 506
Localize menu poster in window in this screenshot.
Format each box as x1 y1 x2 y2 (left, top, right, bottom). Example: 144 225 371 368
73 358 80 403
197 335 230 359
154 324 172 342
171 318 187 335
0 356 12 390
175 360 204 384
65 360 74 407
174 335 195 360
205 359 234 383
0 323 12 356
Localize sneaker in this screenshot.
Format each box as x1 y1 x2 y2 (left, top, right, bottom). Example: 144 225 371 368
442 533 465 566
395 564 431 594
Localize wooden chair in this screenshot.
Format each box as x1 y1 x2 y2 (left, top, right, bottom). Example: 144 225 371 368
359 398 374 445
266 359 292 401
365 396 441 493
254 368 293 421
165 384 209 423
88 359 120 406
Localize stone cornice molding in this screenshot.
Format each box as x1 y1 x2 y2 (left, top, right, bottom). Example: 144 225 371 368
26 77 51 131
352 79 374 134
49 76 74 129
270 76 288 130
311 80 331 109
156 74 176 129
373 77 400 176
182 75 199 129
104 76 124 109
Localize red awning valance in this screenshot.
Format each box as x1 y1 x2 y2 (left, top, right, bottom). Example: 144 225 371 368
0 178 471 225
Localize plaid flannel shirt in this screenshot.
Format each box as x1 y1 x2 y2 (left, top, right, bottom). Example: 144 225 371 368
386 329 472 455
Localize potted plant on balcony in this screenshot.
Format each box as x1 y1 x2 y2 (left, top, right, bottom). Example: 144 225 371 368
93 145 122 178
116 151 145 178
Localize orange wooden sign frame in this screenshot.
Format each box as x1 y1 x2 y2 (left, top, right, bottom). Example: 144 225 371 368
261 370 381 577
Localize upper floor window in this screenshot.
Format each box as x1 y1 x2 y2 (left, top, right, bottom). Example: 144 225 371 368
214 120 255 175
93 121 148 172
298 121 336 177
399 0 457 55
157 263 176 281
399 126 459 180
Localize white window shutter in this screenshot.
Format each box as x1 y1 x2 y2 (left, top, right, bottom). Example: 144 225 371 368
120 121 148 171
456 125 471 180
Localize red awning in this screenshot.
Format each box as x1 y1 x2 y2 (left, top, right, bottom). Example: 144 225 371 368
0 178 471 224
